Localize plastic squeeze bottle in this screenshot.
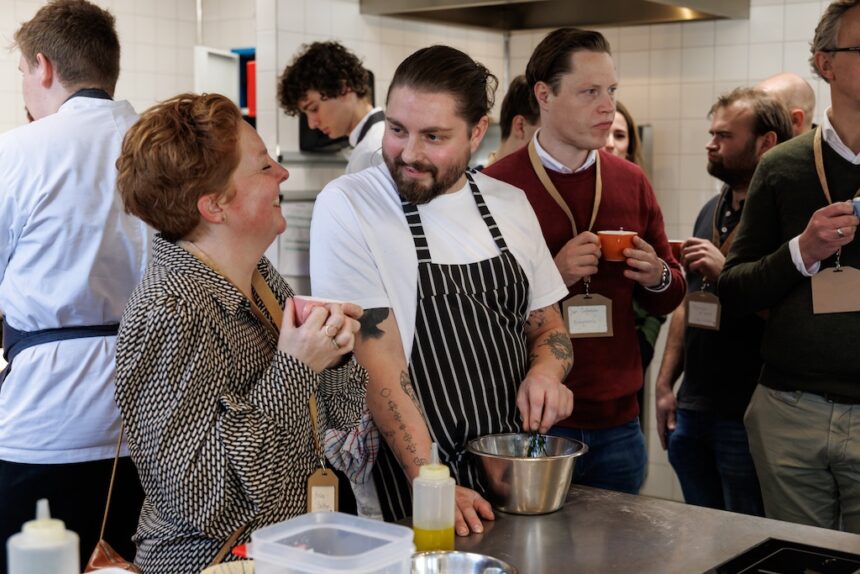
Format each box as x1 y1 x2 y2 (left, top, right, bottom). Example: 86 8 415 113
6 499 79 574
412 443 455 552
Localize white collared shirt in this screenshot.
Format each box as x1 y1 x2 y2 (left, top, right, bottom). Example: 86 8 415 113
532 129 597 174
789 108 860 276
345 106 385 174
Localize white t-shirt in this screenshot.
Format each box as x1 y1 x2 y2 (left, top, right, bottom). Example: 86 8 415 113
310 165 568 357
344 107 384 174
0 97 151 463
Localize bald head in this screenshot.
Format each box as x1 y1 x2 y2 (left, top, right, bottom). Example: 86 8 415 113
755 73 816 137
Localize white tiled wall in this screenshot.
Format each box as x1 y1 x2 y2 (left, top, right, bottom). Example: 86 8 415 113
0 0 196 133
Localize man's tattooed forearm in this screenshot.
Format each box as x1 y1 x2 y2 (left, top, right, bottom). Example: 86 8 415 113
359 307 390 339
380 385 423 468
542 331 573 361
400 370 423 413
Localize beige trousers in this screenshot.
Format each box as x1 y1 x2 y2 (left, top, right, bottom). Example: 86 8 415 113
744 384 860 533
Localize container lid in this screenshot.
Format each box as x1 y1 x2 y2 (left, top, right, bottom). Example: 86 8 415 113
21 499 68 545
418 443 450 481
251 512 415 573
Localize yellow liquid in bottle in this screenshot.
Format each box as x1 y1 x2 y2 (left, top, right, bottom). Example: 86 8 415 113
413 526 455 552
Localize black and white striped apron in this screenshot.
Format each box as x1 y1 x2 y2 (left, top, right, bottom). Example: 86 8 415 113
373 171 531 522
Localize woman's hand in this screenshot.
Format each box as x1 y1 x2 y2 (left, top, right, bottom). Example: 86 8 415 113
278 299 362 372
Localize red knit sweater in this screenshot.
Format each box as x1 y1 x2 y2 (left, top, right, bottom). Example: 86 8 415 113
484 147 686 429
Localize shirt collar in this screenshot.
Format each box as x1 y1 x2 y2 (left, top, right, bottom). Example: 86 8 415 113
532 129 597 174
349 107 384 148
152 235 250 316
821 107 860 165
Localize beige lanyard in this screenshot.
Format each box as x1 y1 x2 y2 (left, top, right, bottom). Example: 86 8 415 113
527 139 602 237
813 125 860 268
178 240 282 336
528 139 602 293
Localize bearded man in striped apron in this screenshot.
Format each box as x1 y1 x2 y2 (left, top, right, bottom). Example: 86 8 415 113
310 45 574 534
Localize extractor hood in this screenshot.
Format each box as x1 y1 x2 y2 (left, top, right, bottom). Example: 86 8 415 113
359 0 749 31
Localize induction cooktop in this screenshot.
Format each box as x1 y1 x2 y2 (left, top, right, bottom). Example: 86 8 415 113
705 538 860 574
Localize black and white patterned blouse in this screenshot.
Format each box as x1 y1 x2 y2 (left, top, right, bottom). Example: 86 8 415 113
115 235 366 574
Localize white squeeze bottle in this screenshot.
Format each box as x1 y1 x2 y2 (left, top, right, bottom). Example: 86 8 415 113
7 499 79 574
412 443 455 552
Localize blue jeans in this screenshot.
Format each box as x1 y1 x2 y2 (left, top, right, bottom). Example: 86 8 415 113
550 419 646 494
668 408 763 516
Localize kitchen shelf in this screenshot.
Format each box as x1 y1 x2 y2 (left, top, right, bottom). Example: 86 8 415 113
279 151 347 166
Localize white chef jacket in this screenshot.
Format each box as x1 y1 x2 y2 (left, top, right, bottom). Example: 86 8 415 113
0 96 151 463
344 107 384 174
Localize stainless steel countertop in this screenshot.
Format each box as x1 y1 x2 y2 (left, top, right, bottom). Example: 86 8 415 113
453 486 860 573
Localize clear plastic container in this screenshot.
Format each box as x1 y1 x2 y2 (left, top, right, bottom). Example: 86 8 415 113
251 512 414 574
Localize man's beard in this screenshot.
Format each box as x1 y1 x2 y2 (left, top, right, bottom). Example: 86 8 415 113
707 140 758 189
384 151 470 205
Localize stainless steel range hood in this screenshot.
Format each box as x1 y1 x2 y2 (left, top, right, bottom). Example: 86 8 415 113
359 0 748 31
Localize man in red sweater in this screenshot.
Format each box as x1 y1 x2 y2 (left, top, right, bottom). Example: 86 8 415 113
484 28 685 494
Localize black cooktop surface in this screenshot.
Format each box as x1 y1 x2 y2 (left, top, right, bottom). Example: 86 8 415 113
705 538 860 574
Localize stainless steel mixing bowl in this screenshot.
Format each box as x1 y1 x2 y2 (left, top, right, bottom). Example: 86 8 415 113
412 551 518 574
466 433 588 515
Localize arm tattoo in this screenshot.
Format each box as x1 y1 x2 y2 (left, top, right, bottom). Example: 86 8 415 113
542 332 573 361
526 307 547 332
359 307 389 339
540 331 574 375
400 370 423 413
380 385 426 468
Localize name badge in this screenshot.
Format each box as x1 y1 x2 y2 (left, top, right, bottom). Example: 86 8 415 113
563 293 613 338
812 266 860 314
686 291 721 330
307 468 339 512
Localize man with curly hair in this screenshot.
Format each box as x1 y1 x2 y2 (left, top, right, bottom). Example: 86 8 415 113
279 41 383 174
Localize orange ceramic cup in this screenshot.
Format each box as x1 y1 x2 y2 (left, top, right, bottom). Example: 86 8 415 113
598 230 638 262
668 240 683 262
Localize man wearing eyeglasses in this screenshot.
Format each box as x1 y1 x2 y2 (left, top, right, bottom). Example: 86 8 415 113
719 0 860 533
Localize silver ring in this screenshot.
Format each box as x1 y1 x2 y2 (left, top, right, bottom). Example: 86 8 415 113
330 337 340 350
837 227 845 238
324 324 337 337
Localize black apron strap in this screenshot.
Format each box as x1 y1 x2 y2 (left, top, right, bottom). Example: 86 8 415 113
356 110 385 145
0 322 120 387
465 170 509 253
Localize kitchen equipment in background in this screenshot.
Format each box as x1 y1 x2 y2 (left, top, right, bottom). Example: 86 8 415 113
251 512 414 574
412 551 518 574
467 433 587 515
278 199 314 296
705 538 860 574
299 69 375 153
194 46 240 107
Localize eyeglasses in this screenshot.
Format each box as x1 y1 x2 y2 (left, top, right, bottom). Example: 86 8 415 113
822 46 860 54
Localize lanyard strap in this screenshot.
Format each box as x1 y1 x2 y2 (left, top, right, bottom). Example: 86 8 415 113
527 138 602 237
813 125 835 205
